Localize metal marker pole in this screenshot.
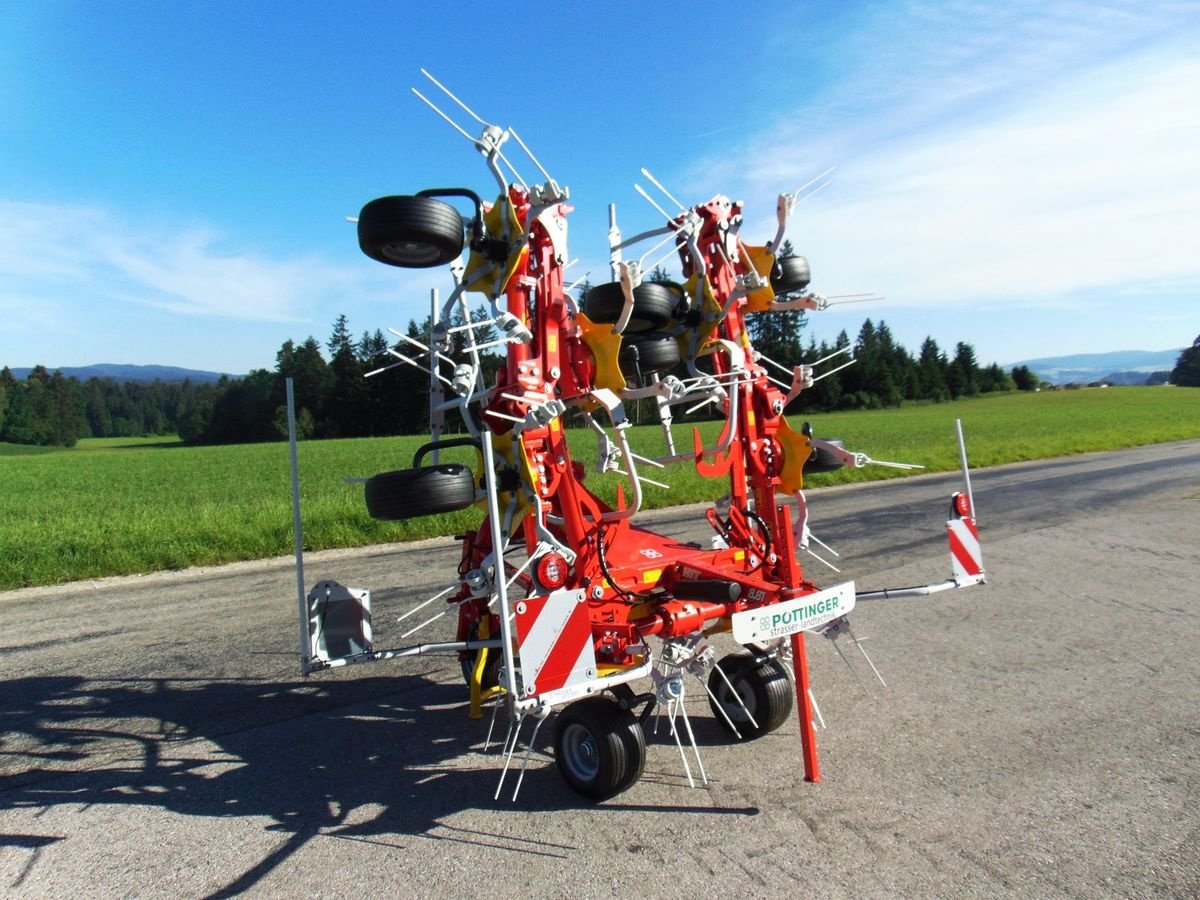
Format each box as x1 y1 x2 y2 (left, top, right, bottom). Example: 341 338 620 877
287 378 309 674
481 429 519 713
956 418 976 518
429 288 443 463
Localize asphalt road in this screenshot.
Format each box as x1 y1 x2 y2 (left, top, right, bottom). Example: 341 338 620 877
2 439 1198 897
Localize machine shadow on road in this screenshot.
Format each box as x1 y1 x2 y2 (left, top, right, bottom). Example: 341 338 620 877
1 672 756 895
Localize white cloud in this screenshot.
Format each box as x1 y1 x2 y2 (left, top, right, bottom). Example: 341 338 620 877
0 197 487 369
730 51 1200 309
0 199 394 326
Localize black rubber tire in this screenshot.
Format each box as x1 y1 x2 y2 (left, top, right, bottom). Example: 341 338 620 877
460 621 504 690
363 464 475 520
804 438 845 474
554 697 647 801
584 282 677 332
619 331 680 380
707 653 794 741
771 255 811 294
358 195 465 268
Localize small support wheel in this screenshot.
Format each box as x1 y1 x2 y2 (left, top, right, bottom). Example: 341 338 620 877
358 195 465 268
584 282 678 332
460 620 503 690
554 697 647 801
363 464 476 520
707 653 794 740
618 330 680 381
770 255 811 294
805 438 846 474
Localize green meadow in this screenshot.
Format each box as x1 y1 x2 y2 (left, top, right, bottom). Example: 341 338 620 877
3 387 1198 590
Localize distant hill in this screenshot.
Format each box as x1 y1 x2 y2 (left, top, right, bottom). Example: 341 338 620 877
9 364 232 384
1007 349 1183 385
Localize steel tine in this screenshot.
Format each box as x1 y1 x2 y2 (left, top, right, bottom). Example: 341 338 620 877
797 179 832 204
509 128 556 188
363 359 406 378
824 295 885 307
711 663 760 732
394 330 459 369
399 604 456 640
511 713 548 801
812 345 852 367
411 88 479 145
808 688 827 730
808 532 841 557
483 693 502 751
687 670 741 739
635 226 685 271
811 357 857 384
634 184 677 222
640 167 687 211
646 239 685 276
667 697 696 789
396 584 458 622
847 622 888 688
788 166 837 204
675 699 708 786
831 635 874 699
804 546 843 573
685 396 719 416
493 712 525 800
383 348 439 382
419 68 491 127
492 145 530 191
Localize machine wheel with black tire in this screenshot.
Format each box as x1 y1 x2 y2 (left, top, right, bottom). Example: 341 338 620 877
707 653 794 741
364 464 476 520
554 696 647 801
459 620 504 689
618 330 680 380
584 282 678 332
805 438 846 474
358 195 465 268
770 255 811 295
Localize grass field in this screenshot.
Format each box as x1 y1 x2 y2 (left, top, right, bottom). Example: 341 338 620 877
3 387 1198 590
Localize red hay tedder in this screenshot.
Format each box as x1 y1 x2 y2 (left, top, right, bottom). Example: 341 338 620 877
292 73 985 802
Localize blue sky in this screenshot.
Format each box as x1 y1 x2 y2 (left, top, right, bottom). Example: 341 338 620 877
2 1 1196 375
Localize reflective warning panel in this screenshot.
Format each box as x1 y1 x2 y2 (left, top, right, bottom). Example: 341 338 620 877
515 589 597 701
947 517 984 579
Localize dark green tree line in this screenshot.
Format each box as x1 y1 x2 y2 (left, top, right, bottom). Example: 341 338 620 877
187 306 503 444
0 365 205 447
1170 335 1200 387
778 319 1031 414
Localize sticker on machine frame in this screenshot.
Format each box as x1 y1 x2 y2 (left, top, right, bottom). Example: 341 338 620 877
731 581 857 643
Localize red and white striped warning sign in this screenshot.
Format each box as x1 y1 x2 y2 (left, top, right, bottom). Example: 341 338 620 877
947 516 984 579
514 588 596 701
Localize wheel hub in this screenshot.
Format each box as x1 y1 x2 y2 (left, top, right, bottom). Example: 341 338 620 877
560 724 600 781
383 240 440 264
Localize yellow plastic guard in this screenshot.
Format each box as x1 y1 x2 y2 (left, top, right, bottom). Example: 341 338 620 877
468 616 504 719
576 312 626 393
464 195 527 296
684 273 722 319
476 431 534 528
743 245 777 312
776 416 811 493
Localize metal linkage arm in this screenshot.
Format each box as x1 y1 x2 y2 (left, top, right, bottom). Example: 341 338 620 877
810 438 925 472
